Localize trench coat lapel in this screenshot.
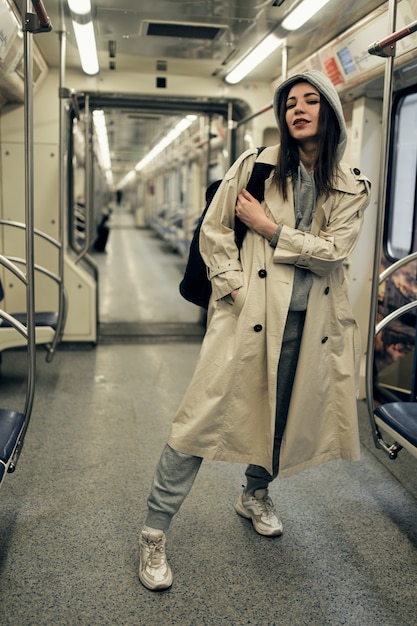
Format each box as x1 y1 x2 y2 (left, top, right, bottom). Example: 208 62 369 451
264 175 295 226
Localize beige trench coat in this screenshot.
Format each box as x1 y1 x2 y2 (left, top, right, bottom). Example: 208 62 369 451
169 145 371 478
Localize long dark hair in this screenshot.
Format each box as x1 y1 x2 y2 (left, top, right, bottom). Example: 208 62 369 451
274 81 341 200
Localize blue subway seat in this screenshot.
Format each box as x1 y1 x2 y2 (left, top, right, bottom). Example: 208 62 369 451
0 311 59 330
374 402 417 448
0 408 25 482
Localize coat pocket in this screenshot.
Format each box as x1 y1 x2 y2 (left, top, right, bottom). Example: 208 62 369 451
231 282 247 317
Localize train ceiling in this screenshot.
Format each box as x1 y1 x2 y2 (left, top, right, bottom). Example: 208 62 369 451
13 0 388 182
27 0 386 81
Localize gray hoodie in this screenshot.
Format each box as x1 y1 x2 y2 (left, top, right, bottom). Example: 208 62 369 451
273 69 347 163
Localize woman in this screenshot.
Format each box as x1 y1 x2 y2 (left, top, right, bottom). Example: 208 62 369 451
138 70 371 591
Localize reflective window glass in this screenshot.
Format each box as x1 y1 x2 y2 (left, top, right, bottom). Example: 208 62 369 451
387 91 417 259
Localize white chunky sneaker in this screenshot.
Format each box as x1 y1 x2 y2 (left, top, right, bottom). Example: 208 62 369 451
235 488 283 537
139 529 173 591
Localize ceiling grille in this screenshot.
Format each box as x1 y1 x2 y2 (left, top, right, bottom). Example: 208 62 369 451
142 21 226 41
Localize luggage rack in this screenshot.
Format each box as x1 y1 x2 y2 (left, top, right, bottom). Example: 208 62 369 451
366 1 417 461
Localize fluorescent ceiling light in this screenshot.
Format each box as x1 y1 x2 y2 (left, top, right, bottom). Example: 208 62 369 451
118 170 136 189
105 171 113 186
135 115 197 171
225 33 284 85
281 0 332 31
67 0 91 16
68 1 99 75
72 21 99 75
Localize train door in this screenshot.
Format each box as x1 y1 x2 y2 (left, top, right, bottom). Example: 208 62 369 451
374 84 417 405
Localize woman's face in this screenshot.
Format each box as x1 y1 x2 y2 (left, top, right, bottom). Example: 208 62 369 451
284 82 321 144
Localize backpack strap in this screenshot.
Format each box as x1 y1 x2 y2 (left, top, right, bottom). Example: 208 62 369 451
235 147 274 248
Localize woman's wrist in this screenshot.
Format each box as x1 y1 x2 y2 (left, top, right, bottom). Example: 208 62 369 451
255 218 279 241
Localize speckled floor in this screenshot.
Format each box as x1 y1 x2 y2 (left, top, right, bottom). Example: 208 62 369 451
1 211 416 626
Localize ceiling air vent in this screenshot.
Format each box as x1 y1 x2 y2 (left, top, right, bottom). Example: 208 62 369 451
142 20 227 41
156 60 167 72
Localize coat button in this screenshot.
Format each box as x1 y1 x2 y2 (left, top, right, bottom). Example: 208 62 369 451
321 336 328 344
324 286 330 295
353 167 361 175
258 269 267 278
253 324 263 332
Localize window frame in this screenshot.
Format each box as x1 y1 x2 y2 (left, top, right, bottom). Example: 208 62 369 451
384 85 417 262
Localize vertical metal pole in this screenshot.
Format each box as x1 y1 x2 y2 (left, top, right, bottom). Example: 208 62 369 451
44 28 67 360
22 1 36 417
365 0 397 433
227 100 234 166
85 95 93 250
59 29 66 278
75 94 91 263
206 114 212 188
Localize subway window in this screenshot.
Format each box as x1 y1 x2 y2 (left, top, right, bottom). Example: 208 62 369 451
386 89 417 260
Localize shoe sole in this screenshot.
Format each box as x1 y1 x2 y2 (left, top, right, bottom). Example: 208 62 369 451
138 570 173 592
235 496 283 537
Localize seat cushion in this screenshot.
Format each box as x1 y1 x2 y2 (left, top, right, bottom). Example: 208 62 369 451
0 408 26 463
374 402 417 448
0 311 58 330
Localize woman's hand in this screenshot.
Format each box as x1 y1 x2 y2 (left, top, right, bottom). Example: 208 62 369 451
230 289 239 301
236 189 277 240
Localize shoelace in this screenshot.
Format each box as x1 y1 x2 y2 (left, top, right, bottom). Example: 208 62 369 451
261 495 274 511
251 494 275 517
146 538 165 567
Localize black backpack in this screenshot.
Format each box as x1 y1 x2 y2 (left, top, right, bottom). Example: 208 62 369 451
179 147 274 309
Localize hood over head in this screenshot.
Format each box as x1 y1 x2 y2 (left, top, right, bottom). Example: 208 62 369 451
273 70 347 163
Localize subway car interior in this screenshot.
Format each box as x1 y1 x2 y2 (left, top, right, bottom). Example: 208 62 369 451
1 0 417 623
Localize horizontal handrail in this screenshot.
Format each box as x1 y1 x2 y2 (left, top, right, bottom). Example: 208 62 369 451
379 251 417 284
0 310 28 339
0 255 67 362
375 300 417 335
368 19 417 57
0 255 28 285
6 256 62 286
0 220 66 362
0 220 62 250
31 0 52 30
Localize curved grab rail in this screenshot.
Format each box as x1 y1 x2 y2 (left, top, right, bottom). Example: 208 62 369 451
370 299 417 458
0 221 66 361
5 256 68 360
375 300 417 335
0 310 28 339
378 251 417 284
0 254 28 284
0 252 34 431
0 219 62 248
7 256 61 284
368 251 417 453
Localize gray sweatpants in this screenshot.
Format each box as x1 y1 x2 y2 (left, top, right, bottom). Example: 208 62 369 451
145 310 305 531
